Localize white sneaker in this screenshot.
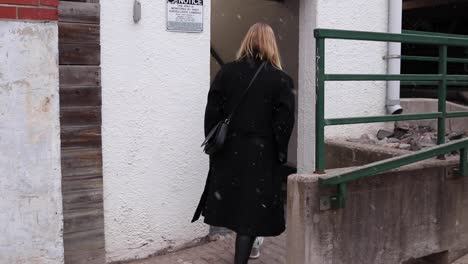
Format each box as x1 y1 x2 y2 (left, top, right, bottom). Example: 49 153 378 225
249 237 264 259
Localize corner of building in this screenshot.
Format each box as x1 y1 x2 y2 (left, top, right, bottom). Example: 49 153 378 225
0 1 63 262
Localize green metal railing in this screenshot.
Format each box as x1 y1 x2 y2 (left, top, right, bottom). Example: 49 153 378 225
400 30 468 88
314 29 468 208
319 138 468 208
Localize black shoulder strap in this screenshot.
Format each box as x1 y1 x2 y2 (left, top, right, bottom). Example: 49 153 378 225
226 61 266 122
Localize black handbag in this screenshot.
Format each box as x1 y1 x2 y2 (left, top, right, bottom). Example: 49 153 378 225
201 61 266 155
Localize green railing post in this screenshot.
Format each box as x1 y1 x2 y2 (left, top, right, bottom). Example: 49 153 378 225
315 37 326 173
460 148 467 177
337 183 346 208
437 45 448 149
329 183 347 209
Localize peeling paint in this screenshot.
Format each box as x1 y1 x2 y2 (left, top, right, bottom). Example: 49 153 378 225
0 21 63 264
16 26 35 36
13 79 31 88
41 97 51 112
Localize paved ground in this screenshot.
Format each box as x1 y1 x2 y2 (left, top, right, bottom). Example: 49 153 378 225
131 233 285 264
455 256 468 264
129 232 468 264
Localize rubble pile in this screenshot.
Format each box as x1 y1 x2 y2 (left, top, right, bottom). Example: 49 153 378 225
347 122 467 153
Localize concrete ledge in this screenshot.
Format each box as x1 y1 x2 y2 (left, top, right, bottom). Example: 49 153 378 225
287 157 468 264
326 139 410 169
401 98 468 133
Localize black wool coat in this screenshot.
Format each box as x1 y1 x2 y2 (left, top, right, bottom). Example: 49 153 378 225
192 56 295 237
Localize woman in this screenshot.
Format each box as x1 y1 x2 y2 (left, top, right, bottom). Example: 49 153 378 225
192 23 295 264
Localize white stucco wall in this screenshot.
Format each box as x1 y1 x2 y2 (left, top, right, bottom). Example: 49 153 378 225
0 21 63 263
298 0 390 172
297 0 318 173
101 1 211 262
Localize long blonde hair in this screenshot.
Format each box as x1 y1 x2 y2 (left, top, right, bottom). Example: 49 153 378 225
236 23 282 69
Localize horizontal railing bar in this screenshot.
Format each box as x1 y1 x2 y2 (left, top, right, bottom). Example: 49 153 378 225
325 74 443 81
403 30 468 40
324 113 442 126
446 111 468 118
448 75 468 81
401 81 468 87
400 55 436 62
319 138 468 185
315 29 468 47
325 74 468 82
401 55 468 63
447 58 468 63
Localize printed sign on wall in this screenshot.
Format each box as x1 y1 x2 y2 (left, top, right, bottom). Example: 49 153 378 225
167 0 203 33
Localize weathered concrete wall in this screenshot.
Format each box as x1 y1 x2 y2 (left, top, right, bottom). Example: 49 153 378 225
287 158 468 264
298 0 391 172
0 21 63 263
101 1 211 262
325 139 410 169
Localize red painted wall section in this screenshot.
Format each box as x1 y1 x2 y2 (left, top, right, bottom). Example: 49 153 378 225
0 0 57 20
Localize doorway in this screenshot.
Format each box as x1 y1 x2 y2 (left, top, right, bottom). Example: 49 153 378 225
210 0 300 168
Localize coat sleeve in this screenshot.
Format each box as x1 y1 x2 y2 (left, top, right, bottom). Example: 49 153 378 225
204 66 227 136
272 75 295 164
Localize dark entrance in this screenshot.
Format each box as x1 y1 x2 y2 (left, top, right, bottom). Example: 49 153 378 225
402 0 468 104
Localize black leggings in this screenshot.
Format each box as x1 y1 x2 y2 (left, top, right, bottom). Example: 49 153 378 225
234 234 256 264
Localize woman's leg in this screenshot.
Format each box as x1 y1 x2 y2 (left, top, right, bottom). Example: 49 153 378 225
234 233 256 264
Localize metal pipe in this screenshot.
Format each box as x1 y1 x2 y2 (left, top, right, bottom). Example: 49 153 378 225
437 45 448 146
386 0 403 114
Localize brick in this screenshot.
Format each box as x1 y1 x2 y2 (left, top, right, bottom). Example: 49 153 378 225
18 7 57 20
0 0 38 5
40 0 57 7
0 6 16 19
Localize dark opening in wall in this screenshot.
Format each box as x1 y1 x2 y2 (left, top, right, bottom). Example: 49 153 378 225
402 0 468 105
210 0 300 167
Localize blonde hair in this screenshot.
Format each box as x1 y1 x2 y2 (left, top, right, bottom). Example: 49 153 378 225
236 23 282 69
